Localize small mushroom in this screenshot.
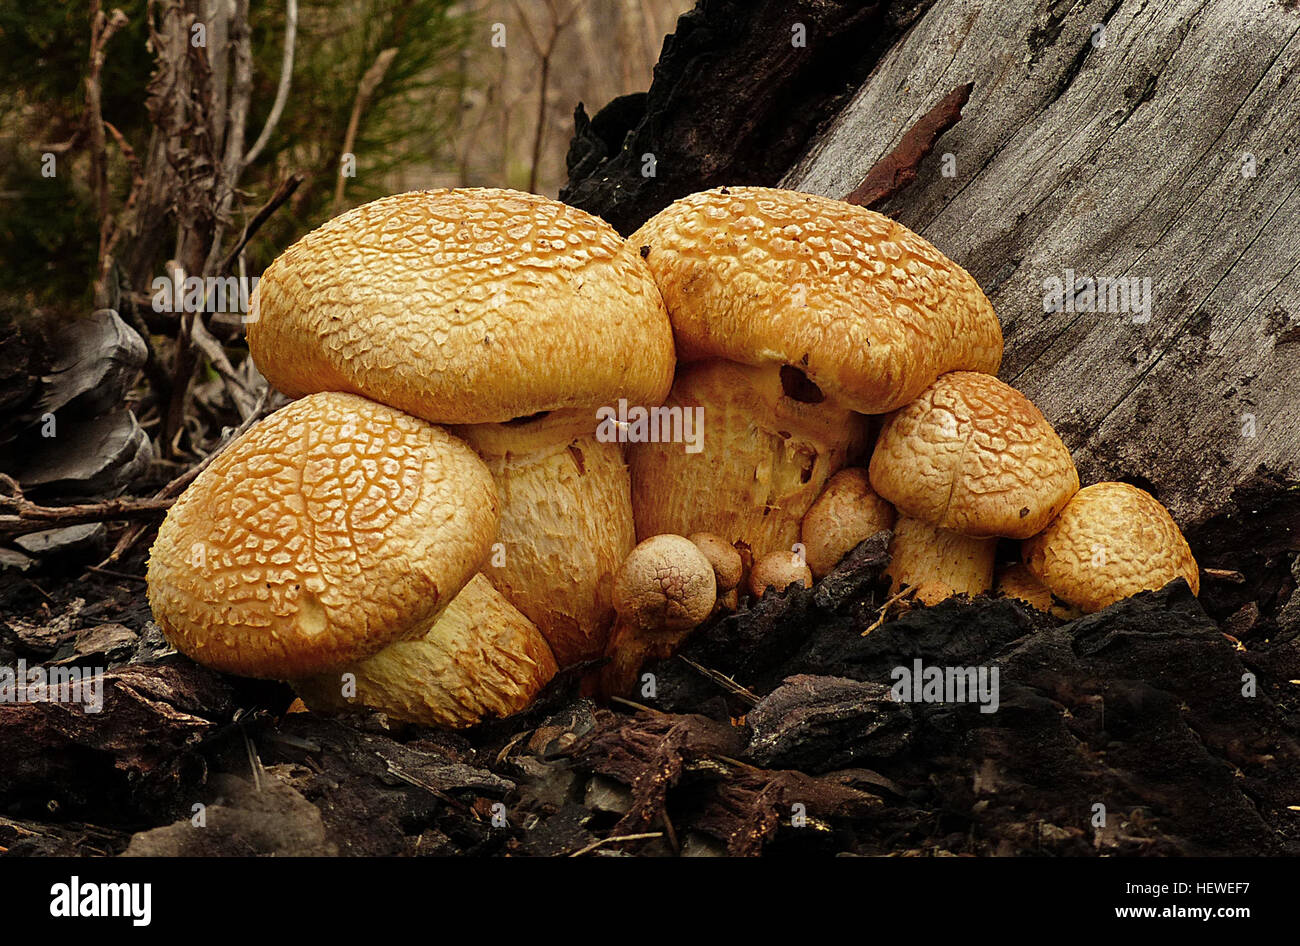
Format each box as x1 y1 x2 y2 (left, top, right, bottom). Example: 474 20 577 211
291 574 557 728
748 550 813 598
1022 482 1199 613
869 371 1078 602
600 534 717 698
799 467 896 579
247 188 678 668
628 186 1003 560
688 531 744 611
146 392 498 679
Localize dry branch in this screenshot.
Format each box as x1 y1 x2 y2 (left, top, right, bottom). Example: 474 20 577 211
333 47 400 214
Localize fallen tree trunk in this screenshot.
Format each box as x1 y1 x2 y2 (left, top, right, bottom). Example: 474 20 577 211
566 0 1300 526
783 0 1300 523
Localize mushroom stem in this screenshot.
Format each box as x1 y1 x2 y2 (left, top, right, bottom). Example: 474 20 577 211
455 410 635 669
596 534 717 700
885 516 996 605
598 617 693 700
292 574 557 728
630 359 867 560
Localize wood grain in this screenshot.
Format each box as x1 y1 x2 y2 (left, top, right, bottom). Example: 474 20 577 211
785 0 1300 524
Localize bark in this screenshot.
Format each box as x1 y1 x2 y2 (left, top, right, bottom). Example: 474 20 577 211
560 0 937 234
783 0 1300 524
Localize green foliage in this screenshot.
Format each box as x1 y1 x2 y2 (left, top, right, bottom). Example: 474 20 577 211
0 0 473 312
231 0 475 270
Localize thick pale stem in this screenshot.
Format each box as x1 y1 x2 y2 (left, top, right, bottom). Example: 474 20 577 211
886 516 996 605
630 359 868 559
456 411 636 668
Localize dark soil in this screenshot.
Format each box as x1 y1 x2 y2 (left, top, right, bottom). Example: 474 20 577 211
1 474 1296 857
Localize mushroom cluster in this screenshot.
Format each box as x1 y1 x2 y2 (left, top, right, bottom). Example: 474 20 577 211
627 186 1199 621
146 184 1200 725
149 189 676 726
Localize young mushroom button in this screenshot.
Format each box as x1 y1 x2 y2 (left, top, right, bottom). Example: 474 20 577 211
800 467 896 579
749 550 814 598
1022 482 1199 614
600 535 717 698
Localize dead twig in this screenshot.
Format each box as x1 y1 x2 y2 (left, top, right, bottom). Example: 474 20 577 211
87 3 132 309
862 585 916 636
569 832 662 857
218 172 304 273
333 47 399 214
201 0 254 277
0 474 173 541
676 655 760 706
241 0 298 168
513 0 587 193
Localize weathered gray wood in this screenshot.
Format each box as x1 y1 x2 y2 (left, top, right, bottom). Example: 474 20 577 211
785 0 1300 523
36 308 147 418
18 409 153 497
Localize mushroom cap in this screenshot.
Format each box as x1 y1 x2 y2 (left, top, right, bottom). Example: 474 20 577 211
247 188 676 425
688 532 744 592
629 186 1002 414
869 371 1079 539
800 467 896 578
291 574 557 728
1022 482 1200 613
613 534 717 633
748 550 814 597
147 392 498 679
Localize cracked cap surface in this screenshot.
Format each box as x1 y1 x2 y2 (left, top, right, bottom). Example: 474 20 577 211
147 392 498 679
613 534 717 632
869 371 1079 539
1022 481 1199 613
248 188 675 424
629 186 1003 414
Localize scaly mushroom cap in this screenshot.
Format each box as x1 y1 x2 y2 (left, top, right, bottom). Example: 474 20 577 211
869 371 1079 539
291 574 557 728
1022 482 1199 613
248 188 675 425
748 550 813 597
630 186 1003 414
613 534 717 633
147 392 497 679
800 467 896 578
